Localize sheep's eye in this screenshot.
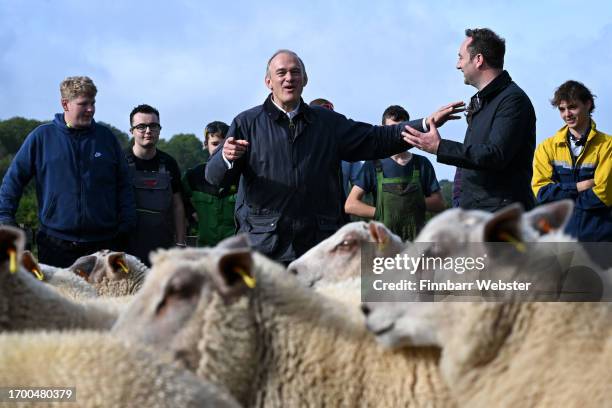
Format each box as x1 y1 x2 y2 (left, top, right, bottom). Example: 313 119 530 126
155 270 204 316
167 272 204 300
333 238 357 253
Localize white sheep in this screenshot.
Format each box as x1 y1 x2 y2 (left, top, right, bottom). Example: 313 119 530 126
0 330 240 408
113 239 455 407
287 221 406 288
66 250 148 297
1 227 121 332
362 201 612 407
20 250 99 300
22 250 149 300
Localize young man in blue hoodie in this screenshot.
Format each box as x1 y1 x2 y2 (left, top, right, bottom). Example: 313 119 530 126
0 76 136 267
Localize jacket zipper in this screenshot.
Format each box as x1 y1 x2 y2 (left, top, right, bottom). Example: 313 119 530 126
288 118 300 191
288 118 296 141
568 135 589 183
76 131 83 239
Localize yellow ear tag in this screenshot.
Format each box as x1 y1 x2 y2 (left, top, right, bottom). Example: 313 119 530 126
498 232 526 253
32 267 44 281
116 260 129 273
8 249 17 274
234 267 256 289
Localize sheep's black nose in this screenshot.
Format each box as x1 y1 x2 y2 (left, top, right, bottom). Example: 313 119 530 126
361 304 371 316
287 267 298 276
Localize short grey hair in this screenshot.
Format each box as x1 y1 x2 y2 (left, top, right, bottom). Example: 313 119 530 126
265 49 308 83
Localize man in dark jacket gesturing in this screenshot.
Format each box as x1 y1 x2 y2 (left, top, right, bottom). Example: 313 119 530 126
206 49 462 263
404 28 536 212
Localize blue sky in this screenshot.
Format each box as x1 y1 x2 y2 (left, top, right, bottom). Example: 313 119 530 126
1 0 611 180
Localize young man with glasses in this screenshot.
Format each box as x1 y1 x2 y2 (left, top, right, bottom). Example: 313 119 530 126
182 121 237 247
404 28 536 212
125 104 185 265
0 76 136 267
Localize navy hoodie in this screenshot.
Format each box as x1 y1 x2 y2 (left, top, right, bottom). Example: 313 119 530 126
0 114 136 242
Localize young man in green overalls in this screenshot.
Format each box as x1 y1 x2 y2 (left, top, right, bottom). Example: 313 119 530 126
182 121 237 247
344 105 446 241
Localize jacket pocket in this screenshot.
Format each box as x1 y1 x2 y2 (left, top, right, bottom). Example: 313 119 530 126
246 214 280 254
472 190 510 212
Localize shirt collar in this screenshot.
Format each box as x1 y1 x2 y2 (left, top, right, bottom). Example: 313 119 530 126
263 94 313 123
567 119 591 147
271 98 299 119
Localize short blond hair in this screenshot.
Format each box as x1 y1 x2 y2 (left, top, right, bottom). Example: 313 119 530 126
60 76 97 100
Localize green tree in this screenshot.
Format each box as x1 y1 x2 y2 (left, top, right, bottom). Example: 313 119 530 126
0 117 45 228
160 133 208 173
0 117 44 157
98 121 130 149
438 179 453 207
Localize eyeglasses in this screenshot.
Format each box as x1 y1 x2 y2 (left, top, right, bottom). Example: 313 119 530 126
131 123 162 132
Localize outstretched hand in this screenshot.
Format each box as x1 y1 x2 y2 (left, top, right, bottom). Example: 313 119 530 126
402 118 441 155
429 101 466 127
223 137 250 161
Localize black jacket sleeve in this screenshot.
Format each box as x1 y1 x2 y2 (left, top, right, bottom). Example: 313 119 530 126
336 117 424 162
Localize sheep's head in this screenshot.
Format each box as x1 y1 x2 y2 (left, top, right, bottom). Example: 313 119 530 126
1 226 26 329
288 221 405 288
362 200 577 350
68 250 133 283
0 226 24 275
112 234 256 369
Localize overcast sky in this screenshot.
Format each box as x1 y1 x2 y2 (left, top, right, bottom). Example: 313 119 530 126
1 0 611 180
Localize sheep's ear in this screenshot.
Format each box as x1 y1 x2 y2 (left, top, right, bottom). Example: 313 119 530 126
21 251 45 280
216 234 252 250
0 226 25 269
210 249 254 301
523 200 574 236
68 255 97 282
107 252 130 275
483 203 524 243
368 221 390 245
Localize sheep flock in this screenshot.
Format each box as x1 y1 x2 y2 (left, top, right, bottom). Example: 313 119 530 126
1 200 610 407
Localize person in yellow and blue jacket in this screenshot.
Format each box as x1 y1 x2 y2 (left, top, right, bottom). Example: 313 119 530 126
532 80 612 242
